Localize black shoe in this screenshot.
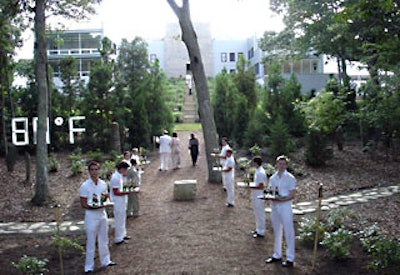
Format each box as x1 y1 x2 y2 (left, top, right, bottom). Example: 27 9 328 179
282 260 294 268
253 233 264 238
223 187 227 192
251 230 257 234
115 240 128 245
225 203 234 207
85 271 93 274
123 236 131 240
265 257 281 264
108 261 117 267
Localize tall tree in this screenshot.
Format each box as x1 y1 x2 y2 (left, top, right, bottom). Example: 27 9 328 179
167 0 220 182
30 0 102 205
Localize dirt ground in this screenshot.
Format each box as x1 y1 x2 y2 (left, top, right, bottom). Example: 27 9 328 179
0 130 399 274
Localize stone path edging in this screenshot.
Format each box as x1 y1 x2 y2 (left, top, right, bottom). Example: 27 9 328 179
0 184 398 235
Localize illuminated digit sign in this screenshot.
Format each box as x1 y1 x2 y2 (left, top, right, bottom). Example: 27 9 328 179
11 116 86 145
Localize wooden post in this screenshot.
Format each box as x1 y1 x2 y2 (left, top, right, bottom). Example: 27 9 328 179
312 183 323 269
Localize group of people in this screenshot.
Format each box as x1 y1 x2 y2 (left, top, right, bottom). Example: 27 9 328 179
80 133 296 272
158 130 200 170
214 137 296 268
79 148 143 274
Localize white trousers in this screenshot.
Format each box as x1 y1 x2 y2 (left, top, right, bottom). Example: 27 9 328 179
225 176 235 205
113 199 127 243
160 152 171 170
84 216 110 272
252 191 266 235
270 202 295 262
171 152 181 168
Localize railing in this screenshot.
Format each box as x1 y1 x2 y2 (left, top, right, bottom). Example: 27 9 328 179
47 48 100 56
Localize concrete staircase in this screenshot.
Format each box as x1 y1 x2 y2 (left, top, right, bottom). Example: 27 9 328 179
182 90 199 123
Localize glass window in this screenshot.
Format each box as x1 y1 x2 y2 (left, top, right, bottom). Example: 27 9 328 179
221 52 227 62
229 52 235 62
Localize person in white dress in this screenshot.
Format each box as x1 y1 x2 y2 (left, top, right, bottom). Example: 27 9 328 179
171 132 181 169
222 149 235 207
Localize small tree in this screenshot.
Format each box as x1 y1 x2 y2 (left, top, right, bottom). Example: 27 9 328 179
268 114 292 161
305 126 333 167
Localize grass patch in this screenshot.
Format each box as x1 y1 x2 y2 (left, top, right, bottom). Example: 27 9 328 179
173 123 202 131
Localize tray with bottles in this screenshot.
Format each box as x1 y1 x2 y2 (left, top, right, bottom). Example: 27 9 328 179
237 181 257 188
257 187 280 200
91 200 114 208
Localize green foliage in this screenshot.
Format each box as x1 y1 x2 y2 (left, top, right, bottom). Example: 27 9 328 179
100 160 117 180
249 144 262 156
48 153 60 173
301 90 345 134
296 217 326 245
71 159 84 176
12 255 49 275
325 208 356 231
320 228 353 260
87 150 103 162
262 163 276 176
52 232 84 254
304 126 333 167
268 115 292 161
358 224 400 272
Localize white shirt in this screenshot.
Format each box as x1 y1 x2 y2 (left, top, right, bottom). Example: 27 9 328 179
252 166 267 196
223 155 235 180
109 171 126 204
220 144 231 166
79 178 108 219
159 134 172 153
269 170 296 205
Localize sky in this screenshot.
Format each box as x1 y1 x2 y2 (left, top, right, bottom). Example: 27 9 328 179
16 0 284 59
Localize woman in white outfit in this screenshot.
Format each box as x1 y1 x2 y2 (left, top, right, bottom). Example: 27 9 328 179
171 132 181 169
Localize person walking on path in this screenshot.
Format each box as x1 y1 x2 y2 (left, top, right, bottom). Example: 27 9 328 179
265 155 296 268
110 162 132 245
127 158 141 218
159 130 172 171
213 137 231 191
188 133 199 166
222 148 235 207
79 161 116 273
171 132 181 169
250 156 267 238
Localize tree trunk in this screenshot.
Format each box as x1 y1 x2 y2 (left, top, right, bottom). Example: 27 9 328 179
32 0 50 205
167 0 221 183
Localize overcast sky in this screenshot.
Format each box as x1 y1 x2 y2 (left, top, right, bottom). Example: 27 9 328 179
16 0 284 59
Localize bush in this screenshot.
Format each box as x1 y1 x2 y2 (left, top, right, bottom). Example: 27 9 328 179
325 208 355 231
12 255 49 275
87 150 103 162
249 144 261 156
305 126 333 167
48 153 60 173
296 217 326 245
320 228 353 260
71 159 84 176
358 224 400 272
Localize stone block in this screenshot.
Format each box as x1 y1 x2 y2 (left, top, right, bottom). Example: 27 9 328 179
174 180 197 201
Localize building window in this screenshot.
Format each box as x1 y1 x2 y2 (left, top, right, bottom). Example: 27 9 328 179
238 52 244 60
229 69 235 74
229 52 235 62
221 52 227 62
254 63 260 75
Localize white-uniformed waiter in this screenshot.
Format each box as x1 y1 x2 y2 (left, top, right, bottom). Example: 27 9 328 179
80 161 116 273
159 130 172 171
250 156 266 238
265 155 296 268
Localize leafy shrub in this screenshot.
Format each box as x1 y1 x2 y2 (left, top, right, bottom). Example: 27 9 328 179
262 163 276 177
48 153 60 173
12 255 49 275
320 228 353 260
358 224 400 272
249 144 261 156
296 217 326 245
325 208 356 231
71 159 84 176
87 150 103 162
100 160 117 180
305 126 333 167
68 148 82 162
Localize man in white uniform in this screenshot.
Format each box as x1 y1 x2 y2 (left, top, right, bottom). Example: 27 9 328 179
222 149 235 207
159 130 172 171
80 161 116 273
110 162 131 245
250 156 266 238
265 155 296 268
215 137 231 191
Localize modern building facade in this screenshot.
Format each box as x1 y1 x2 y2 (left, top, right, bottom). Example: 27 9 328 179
46 29 104 85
